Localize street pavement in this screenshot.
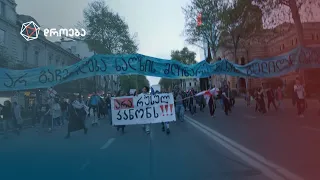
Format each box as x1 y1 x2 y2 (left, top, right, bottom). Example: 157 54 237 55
185 98 320 180
0 116 270 180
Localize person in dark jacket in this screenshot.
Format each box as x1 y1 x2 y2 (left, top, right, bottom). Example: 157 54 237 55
65 95 88 139
222 92 231 115
0 100 13 138
115 90 126 133
208 95 216 117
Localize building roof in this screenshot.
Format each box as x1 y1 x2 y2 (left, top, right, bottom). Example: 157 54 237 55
15 15 81 62
17 14 41 26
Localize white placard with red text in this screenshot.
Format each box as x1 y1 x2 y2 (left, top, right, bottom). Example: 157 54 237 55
111 93 176 125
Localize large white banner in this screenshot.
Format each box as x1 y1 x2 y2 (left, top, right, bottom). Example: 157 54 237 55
111 93 176 125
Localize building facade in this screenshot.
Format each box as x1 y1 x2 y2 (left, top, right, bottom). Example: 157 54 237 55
57 39 120 93
0 0 80 106
215 22 320 90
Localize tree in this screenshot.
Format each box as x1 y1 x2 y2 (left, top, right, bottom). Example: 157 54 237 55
119 75 149 94
81 0 145 92
159 78 180 90
182 0 224 60
159 47 197 90
219 0 263 62
170 47 197 65
253 0 320 46
82 0 138 54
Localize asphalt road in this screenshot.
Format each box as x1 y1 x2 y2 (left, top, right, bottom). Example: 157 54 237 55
0 116 269 180
186 98 320 180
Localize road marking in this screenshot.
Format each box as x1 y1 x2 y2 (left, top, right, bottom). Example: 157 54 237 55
100 138 115 150
302 126 320 132
185 116 304 180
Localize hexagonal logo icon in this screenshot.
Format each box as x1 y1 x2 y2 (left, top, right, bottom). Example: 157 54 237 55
20 21 40 41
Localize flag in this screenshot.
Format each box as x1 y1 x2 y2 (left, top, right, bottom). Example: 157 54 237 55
197 13 202 26
47 87 57 98
150 87 155 95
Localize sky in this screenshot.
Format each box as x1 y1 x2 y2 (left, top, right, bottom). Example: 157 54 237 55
15 0 203 86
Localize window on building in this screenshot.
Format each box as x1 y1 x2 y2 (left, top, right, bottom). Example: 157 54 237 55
312 34 314 40
295 38 298 44
34 51 39 66
0 29 4 46
48 54 53 65
61 61 65 66
240 57 245 65
189 82 191 87
0 2 5 17
23 45 28 62
194 82 196 86
292 39 294 45
56 56 60 66
282 44 285 50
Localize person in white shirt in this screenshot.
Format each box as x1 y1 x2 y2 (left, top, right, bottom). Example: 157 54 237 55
293 77 306 118
51 98 62 127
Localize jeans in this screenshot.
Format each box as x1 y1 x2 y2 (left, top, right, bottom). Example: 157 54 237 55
175 105 185 121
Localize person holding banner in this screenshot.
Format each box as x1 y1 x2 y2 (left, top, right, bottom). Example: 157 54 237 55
141 86 151 134
65 95 88 139
115 90 126 133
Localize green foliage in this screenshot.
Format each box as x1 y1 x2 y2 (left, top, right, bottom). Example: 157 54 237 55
159 78 180 90
119 75 149 94
182 0 224 58
219 0 263 60
254 0 320 46
170 47 197 65
253 0 320 26
81 0 138 54
159 47 197 90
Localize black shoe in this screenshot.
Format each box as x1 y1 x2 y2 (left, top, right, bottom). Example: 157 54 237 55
84 128 88 134
166 129 170 134
121 128 125 134
162 126 165 132
117 127 119 131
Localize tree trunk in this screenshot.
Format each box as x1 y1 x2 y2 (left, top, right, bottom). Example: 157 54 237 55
289 0 305 46
289 0 305 83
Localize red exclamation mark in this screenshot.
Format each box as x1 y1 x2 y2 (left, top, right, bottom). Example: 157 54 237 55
170 104 173 115
160 105 164 116
165 104 168 116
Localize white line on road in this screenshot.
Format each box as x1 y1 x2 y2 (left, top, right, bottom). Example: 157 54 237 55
302 126 320 132
185 116 304 180
100 138 115 150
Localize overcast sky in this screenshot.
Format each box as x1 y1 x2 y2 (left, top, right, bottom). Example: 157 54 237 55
15 0 320 86
15 0 203 86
